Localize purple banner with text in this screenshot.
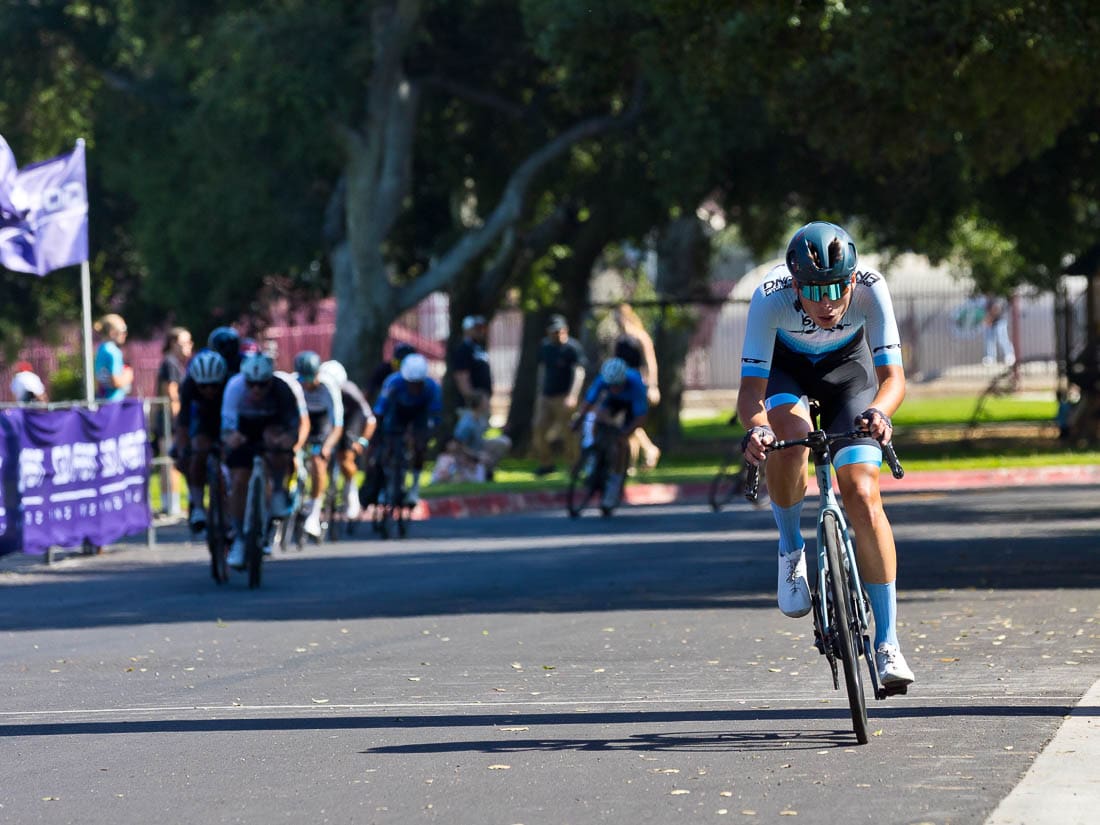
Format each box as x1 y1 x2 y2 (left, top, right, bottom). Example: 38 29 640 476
0 400 151 555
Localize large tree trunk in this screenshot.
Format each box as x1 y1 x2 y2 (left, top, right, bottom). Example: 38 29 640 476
652 215 711 450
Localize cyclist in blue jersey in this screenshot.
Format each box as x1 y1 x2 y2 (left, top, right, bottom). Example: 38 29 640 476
572 357 649 509
737 221 914 690
364 353 441 506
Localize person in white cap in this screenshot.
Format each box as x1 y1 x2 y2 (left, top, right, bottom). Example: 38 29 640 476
10 361 47 404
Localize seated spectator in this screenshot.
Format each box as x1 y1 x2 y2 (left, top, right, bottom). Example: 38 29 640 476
451 390 511 480
430 438 489 484
10 361 47 404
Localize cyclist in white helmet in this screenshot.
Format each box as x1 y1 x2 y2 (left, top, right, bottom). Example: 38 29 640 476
174 348 228 532
571 357 649 509
320 359 377 519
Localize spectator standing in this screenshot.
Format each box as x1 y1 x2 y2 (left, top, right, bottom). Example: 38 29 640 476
10 361 47 403
155 327 193 517
982 293 1016 367
93 313 133 402
611 303 662 470
450 315 492 408
532 314 587 476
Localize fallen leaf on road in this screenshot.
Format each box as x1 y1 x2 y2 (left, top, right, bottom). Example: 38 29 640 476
670 789 690 795
498 727 529 732
487 764 511 770
311 698 329 704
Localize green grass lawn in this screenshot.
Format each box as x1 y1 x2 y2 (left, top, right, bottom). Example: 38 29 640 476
149 395 1095 506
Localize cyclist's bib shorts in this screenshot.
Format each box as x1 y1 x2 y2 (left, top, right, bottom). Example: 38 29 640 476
766 335 882 468
227 414 285 470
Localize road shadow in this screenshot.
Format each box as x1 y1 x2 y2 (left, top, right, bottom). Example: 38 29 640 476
1 488 1097 630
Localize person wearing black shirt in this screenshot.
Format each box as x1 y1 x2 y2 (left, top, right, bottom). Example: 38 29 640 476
450 315 493 407
532 314 587 475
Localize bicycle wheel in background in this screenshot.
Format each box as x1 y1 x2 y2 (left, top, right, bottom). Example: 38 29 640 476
708 454 744 512
206 453 229 585
823 511 868 744
566 450 600 518
323 460 340 542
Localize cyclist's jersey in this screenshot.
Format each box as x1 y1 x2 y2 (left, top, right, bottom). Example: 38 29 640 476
294 373 344 443
740 266 903 380
176 375 226 439
584 368 649 422
339 380 373 422
221 371 304 438
374 373 442 425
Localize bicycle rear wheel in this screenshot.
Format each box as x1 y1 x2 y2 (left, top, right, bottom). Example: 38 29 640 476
823 511 868 744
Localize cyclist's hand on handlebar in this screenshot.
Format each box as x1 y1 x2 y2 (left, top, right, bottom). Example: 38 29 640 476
740 425 775 467
856 407 893 444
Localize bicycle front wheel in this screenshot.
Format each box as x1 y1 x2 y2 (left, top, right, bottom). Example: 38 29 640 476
566 452 599 518
244 476 265 590
823 511 868 744
206 455 229 584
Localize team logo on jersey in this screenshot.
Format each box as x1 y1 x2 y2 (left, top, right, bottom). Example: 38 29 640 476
761 276 792 297
741 357 767 364
872 342 901 355
856 270 880 287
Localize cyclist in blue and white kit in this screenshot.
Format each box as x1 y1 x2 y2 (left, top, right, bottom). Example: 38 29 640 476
572 357 649 509
737 221 914 690
366 354 441 506
293 350 345 538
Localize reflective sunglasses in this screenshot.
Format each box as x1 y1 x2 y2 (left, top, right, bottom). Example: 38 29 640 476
796 279 851 302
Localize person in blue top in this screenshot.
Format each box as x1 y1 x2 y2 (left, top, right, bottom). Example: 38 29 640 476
571 357 649 508
364 353 442 506
737 220 914 692
93 313 133 402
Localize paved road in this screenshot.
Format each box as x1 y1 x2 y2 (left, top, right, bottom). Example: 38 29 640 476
1 487 1098 824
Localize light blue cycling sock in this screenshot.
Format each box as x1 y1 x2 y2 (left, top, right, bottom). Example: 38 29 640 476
866 581 898 648
770 500 804 556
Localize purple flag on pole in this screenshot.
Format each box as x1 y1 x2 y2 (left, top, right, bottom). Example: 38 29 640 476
0 137 88 276
0 400 151 555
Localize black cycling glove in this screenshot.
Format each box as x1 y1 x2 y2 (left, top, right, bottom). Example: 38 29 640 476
740 425 775 454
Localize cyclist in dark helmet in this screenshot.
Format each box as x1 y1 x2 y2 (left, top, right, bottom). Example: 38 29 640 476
208 326 242 376
368 341 417 404
737 220 914 690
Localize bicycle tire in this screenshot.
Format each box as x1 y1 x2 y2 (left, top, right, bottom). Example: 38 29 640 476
566 451 599 518
206 453 229 585
708 457 743 512
823 511 868 744
245 473 265 590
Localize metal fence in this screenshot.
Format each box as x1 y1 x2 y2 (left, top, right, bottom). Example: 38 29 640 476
1 277 1085 403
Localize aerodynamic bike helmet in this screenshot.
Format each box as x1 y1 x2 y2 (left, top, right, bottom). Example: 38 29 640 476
188 349 228 385
600 357 628 386
207 326 242 373
294 350 322 381
240 353 274 383
785 221 858 283
393 342 416 362
400 353 429 382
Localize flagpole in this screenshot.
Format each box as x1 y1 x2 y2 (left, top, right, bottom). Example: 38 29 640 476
81 259 94 403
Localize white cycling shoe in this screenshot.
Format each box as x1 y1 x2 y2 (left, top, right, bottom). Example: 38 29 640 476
778 548 812 618
303 508 323 538
875 643 915 687
227 537 246 570
346 486 362 519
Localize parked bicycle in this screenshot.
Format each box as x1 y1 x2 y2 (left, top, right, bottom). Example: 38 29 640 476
745 399 905 744
567 420 626 518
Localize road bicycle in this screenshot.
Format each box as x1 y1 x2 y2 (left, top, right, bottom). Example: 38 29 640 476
322 453 345 542
745 400 905 744
279 450 312 552
371 433 413 539
567 420 626 518
241 446 294 589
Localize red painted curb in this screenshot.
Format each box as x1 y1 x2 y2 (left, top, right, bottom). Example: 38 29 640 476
414 465 1100 520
